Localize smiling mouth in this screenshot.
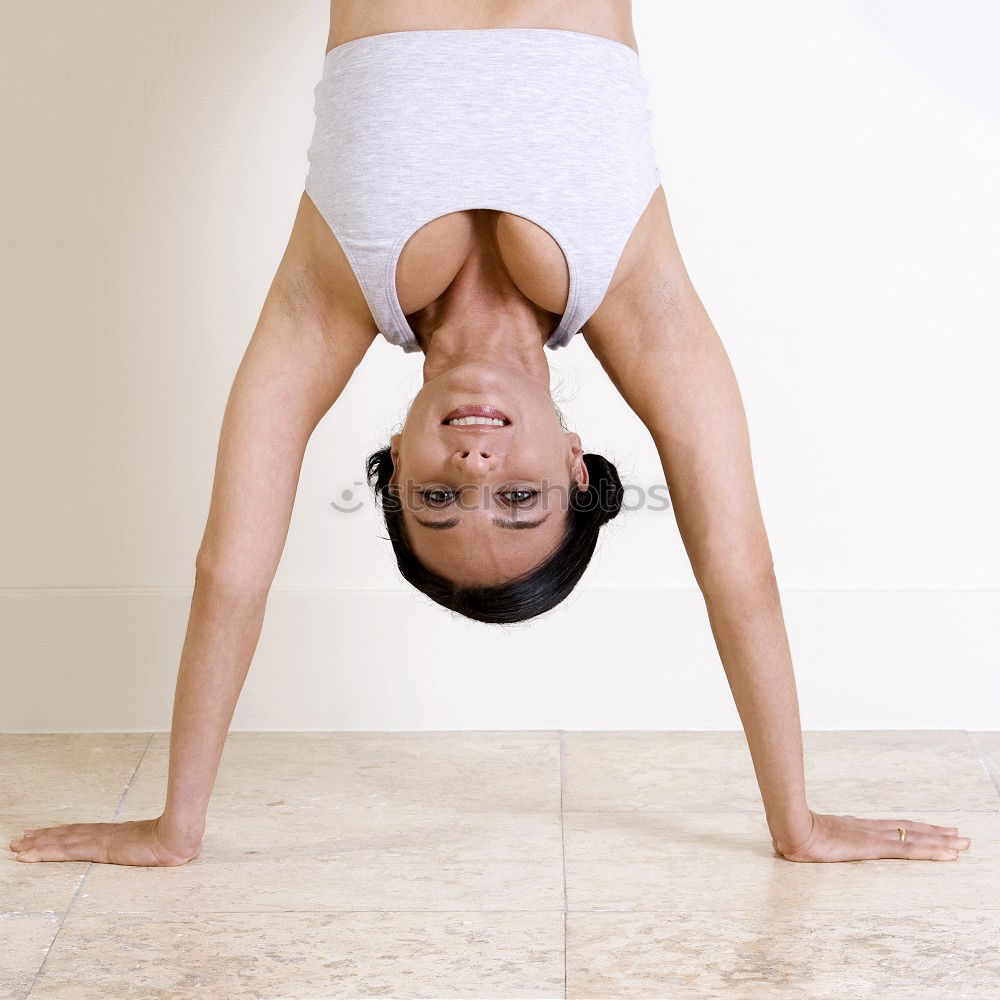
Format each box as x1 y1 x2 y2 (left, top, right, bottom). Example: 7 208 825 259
442 405 511 427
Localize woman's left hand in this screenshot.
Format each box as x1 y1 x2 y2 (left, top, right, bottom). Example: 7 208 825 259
773 810 971 862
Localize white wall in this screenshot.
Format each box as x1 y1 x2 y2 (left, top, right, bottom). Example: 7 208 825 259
2 1 998 730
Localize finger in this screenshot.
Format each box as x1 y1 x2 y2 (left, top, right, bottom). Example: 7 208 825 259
867 818 961 836
16 840 107 863
15 846 73 863
12 828 87 853
846 815 959 835
11 831 64 851
19 824 107 849
8 827 56 850
23 824 78 837
38 823 104 837
876 832 961 861
884 829 971 851
13 824 72 846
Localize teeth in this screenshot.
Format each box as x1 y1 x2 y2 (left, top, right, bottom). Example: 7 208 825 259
447 416 507 426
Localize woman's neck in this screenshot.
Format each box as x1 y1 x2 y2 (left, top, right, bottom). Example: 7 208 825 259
417 249 554 386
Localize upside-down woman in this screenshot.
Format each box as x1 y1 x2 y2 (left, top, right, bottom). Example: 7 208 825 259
9 0 970 867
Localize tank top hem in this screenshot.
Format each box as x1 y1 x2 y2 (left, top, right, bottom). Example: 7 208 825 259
382 203 582 353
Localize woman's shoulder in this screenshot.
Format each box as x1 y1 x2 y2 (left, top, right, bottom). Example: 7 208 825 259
584 186 692 351
277 193 380 350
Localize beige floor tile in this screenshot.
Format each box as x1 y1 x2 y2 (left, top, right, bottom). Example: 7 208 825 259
970 731 1000 793
564 731 759 811
0 859 88 922
8 729 994 999
119 732 561 817
562 730 999 812
195 805 564 859
564 810 999 912
86 734 566 912
1 734 151 819
567 909 1000 999
970 732 1000 753
77 810 564 912
29 910 565 999
1 733 149 911
77 856 563 914
802 731 1000 813
120 757 566 858
0 912 60 1000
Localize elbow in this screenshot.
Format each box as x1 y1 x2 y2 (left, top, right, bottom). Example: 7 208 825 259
194 549 275 601
693 550 779 604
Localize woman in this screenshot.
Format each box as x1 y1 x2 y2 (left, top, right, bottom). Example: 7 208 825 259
9 1 970 866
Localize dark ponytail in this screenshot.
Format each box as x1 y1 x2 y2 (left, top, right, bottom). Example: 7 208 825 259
580 453 624 526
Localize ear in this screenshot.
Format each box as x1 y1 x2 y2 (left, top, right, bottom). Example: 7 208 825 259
566 431 589 490
389 433 401 484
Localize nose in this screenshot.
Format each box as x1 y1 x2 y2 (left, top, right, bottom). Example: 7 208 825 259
451 447 499 477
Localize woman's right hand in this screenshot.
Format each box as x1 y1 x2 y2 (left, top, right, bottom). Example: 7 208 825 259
8 816 200 866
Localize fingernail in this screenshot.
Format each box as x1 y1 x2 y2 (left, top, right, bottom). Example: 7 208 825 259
23 830 35 836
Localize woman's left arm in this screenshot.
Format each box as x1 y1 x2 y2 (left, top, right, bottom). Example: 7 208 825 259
583 190 969 862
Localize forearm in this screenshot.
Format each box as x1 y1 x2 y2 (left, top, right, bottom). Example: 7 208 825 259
10 199 377 868
153 216 372 847
158 572 269 848
582 207 970 864
700 566 812 849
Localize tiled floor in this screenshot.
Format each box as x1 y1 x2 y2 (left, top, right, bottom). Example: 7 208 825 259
2 731 998 999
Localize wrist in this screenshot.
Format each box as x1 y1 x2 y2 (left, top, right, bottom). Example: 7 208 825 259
767 803 814 854
157 810 205 851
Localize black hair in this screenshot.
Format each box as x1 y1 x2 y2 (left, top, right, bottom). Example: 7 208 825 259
365 448 623 624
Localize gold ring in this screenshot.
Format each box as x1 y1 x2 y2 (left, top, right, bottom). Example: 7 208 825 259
898 827 907 842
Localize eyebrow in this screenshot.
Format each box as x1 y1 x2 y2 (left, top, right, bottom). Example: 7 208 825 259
413 513 552 532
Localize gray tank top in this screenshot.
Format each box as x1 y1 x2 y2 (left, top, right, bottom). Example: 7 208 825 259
304 28 661 353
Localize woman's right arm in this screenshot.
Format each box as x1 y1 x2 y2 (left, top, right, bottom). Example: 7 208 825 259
10 194 376 865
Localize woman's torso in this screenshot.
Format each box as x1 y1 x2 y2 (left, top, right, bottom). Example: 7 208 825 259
311 0 658 349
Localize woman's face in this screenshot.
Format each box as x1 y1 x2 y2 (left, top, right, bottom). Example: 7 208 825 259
391 362 588 586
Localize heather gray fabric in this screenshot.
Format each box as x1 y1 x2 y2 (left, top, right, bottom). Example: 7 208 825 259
304 28 661 353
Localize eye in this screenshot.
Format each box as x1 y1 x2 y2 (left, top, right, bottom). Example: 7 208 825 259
419 488 455 508
499 488 539 507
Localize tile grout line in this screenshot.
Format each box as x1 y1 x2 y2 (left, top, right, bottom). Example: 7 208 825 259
24 732 154 999
23 906 1000 915
109 732 155 822
967 731 1000 802
559 730 568 1000
14 908 570 915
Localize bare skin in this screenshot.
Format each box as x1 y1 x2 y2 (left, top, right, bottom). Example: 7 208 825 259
10 0 970 866
384 211 590 585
